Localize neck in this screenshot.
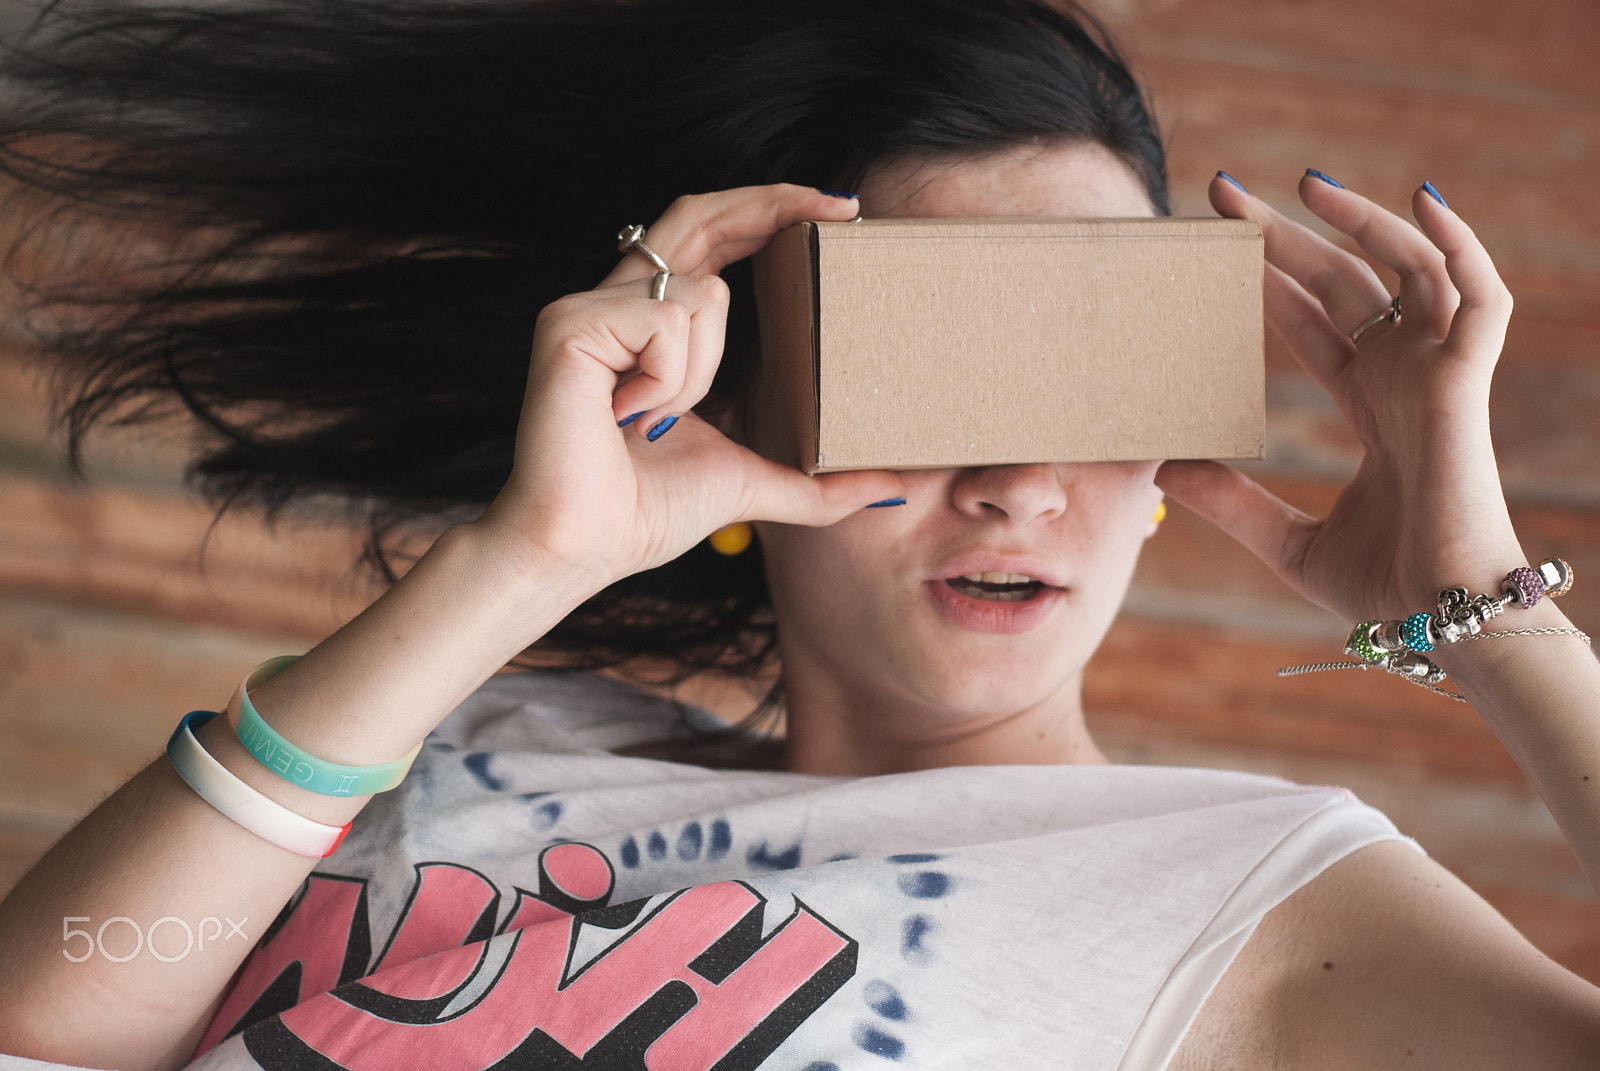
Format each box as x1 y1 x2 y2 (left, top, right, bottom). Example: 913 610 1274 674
777 646 1110 777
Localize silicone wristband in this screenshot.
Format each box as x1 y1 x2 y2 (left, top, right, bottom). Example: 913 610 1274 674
232 656 422 796
167 710 351 858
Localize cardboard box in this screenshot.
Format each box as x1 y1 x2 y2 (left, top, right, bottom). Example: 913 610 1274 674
750 217 1264 473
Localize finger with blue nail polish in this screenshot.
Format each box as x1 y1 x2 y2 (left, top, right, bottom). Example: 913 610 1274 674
1216 171 1248 194
646 415 679 442
607 269 734 438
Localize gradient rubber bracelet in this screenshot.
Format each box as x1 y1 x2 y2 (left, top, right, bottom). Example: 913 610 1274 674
167 710 352 859
231 656 422 796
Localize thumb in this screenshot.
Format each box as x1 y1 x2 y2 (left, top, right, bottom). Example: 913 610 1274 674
1155 459 1316 587
741 457 908 527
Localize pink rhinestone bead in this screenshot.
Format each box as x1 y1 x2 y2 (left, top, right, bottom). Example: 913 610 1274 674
1502 566 1544 608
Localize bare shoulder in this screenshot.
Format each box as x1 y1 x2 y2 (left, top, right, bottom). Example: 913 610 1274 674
1171 839 1600 1071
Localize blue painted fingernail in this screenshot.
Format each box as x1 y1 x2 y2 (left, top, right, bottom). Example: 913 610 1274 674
645 415 679 442
1306 169 1344 189
865 497 906 508
617 412 645 428
1422 180 1448 208
818 188 858 199
1216 170 1248 194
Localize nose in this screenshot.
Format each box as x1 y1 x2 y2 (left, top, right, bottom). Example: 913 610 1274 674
948 464 1068 525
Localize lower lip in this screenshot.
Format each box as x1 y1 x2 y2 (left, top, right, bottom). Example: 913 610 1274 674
925 580 1064 635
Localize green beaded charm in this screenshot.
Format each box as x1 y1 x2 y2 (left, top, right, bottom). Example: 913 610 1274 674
1343 620 1385 663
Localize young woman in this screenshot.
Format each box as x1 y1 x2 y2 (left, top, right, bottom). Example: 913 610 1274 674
1 1 1597 1068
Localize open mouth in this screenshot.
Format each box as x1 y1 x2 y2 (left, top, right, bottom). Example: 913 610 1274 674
944 572 1047 602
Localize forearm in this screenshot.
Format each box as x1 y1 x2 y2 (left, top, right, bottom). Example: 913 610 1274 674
0 522 602 1069
1430 597 1600 896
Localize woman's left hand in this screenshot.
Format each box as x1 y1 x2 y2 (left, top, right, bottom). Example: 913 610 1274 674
1157 171 1526 624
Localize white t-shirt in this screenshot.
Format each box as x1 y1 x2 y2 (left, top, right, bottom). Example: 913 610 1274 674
3 671 1418 1071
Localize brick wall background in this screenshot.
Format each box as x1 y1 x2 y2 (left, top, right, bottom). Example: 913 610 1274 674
2 0 1597 981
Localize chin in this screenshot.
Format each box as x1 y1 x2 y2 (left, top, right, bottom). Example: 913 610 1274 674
895 646 1081 723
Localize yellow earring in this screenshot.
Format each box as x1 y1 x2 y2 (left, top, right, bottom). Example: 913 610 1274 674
709 521 754 556
1152 500 1167 524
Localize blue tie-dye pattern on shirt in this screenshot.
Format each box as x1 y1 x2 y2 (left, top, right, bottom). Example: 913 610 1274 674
461 752 505 791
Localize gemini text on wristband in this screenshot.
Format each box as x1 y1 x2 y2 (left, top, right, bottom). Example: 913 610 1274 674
230 656 422 796
167 710 352 858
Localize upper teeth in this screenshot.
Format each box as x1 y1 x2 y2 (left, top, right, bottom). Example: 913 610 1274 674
961 572 1037 584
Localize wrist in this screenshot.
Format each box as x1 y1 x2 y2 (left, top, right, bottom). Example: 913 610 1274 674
437 518 612 633
234 521 609 783
1398 528 1527 612
1427 597 1586 677
461 498 629 600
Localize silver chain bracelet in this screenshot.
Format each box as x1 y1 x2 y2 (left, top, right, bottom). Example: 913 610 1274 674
1277 559 1588 703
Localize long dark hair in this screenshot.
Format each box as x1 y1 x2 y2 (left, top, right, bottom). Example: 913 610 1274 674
0 0 1168 686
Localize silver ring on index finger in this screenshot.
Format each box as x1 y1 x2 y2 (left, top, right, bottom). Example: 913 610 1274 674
617 224 673 301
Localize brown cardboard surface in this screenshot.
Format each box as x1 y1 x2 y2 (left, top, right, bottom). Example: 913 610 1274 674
751 218 1264 473
749 223 819 472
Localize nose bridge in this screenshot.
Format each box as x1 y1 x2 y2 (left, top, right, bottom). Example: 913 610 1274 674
950 463 1068 522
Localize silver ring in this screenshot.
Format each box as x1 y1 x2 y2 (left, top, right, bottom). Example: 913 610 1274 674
649 269 670 301
617 224 672 301
1351 295 1402 344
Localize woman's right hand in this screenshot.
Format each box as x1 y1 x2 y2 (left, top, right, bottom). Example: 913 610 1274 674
0 190 912 1071
474 184 906 588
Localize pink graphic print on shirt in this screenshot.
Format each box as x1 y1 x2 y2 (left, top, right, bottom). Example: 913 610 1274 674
200 842 857 1070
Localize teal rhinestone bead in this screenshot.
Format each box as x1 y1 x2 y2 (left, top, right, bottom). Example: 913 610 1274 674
1344 620 1385 663
1401 613 1435 652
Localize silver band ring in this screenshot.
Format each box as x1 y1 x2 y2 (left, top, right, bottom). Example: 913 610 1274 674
1351 295 1402 344
617 224 672 301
